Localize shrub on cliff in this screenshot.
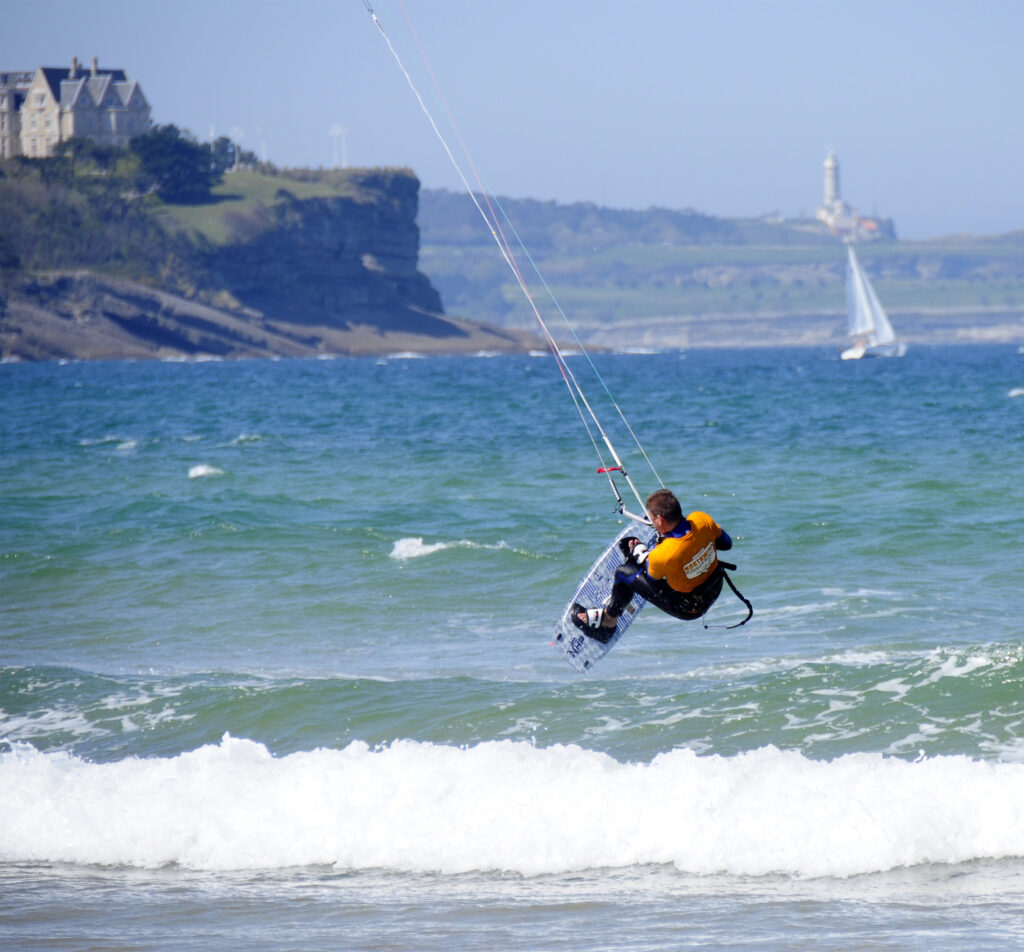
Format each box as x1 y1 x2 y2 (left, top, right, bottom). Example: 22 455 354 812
129 125 221 204
0 155 204 288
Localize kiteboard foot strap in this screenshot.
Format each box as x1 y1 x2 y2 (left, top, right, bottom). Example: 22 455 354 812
570 603 617 643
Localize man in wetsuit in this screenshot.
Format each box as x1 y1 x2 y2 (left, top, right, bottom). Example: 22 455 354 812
573 488 733 641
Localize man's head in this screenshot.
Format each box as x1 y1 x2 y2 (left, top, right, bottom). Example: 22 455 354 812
646 488 682 528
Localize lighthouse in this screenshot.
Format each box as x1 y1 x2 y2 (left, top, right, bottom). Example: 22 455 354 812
823 151 839 205
816 150 853 234
815 151 894 240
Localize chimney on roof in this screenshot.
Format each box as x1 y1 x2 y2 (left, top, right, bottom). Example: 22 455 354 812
90 57 98 76
70 56 80 78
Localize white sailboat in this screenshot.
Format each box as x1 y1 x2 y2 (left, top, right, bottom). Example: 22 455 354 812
841 244 906 360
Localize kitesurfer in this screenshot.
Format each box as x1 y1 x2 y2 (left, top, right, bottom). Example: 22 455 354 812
573 488 733 640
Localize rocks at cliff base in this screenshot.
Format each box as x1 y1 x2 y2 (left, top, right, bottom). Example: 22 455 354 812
0 271 540 361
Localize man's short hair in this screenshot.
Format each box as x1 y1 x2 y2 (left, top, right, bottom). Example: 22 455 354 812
646 488 682 522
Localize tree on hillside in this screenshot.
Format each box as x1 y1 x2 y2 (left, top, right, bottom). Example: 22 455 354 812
53 137 127 175
129 124 221 204
210 136 236 175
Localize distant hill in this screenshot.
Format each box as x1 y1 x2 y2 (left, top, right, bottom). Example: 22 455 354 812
417 189 1024 347
419 189 842 251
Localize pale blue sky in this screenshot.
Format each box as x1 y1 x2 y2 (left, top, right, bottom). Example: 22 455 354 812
2 0 1021 239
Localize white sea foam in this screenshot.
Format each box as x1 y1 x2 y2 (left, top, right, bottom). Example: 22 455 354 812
1007 387 1024 398
2 736 1022 877
683 648 898 683
390 537 509 560
188 464 225 479
0 707 94 742
79 435 127 447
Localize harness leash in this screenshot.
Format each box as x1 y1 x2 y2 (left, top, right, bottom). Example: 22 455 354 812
704 561 754 630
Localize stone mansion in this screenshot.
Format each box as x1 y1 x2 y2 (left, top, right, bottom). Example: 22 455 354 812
0 57 151 159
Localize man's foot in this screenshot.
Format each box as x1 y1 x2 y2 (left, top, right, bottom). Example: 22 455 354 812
617 536 650 565
617 536 640 558
569 602 618 643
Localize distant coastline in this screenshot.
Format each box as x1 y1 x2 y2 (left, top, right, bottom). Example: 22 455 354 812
2 162 1022 361
4 269 1017 364
576 307 1024 352
418 189 1024 349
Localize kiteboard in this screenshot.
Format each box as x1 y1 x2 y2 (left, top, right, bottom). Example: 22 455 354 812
553 521 658 672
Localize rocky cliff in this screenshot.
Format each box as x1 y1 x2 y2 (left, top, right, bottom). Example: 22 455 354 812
209 171 451 334
0 168 541 361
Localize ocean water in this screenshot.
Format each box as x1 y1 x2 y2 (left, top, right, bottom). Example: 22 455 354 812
2 345 1023 950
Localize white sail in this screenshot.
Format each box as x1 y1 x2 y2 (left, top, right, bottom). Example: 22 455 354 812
843 245 903 359
845 246 875 338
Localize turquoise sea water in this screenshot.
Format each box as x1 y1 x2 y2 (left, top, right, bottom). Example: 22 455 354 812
2 345 1024 949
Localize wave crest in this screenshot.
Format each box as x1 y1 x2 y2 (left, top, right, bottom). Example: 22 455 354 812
3 737 1022 877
